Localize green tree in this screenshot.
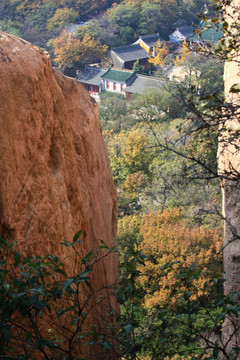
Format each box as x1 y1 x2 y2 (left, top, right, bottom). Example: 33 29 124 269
75 14 120 47
133 58 141 73
104 129 155 186
0 19 24 37
47 7 78 32
108 3 139 45
26 2 56 32
74 0 109 17
138 2 164 35
99 95 132 132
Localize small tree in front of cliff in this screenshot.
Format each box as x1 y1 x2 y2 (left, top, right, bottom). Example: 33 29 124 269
0 234 118 360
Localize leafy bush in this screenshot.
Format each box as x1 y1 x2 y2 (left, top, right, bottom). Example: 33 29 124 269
0 234 117 359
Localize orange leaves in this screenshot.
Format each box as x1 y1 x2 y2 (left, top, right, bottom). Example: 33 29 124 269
53 31 82 69
123 171 146 197
52 31 108 70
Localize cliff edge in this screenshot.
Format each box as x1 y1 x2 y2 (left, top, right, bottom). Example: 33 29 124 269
0 31 118 359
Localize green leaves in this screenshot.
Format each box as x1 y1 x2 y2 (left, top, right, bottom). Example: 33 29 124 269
124 323 132 336
47 7 78 32
82 250 93 265
103 340 112 350
0 231 118 358
230 84 240 94
14 250 21 267
62 278 74 292
61 230 82 248
73 229 82 244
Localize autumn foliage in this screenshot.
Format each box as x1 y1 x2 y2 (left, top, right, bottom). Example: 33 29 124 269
47 8 78 32
118 208 222 311
148 39 169 67
123 171 146 198
138 208 222 308
103 129 154 186
52 31 108 70
173 40 191 66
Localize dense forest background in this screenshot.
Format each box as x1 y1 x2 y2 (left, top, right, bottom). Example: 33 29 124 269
98 52 225 359
1 1 232 359
0 0 216 69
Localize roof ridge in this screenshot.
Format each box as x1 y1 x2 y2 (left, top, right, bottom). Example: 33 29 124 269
178 25 194 29
138 74 164 81
140 33 160 38
111 67 135 73
101 68 136 82
112 43 143 51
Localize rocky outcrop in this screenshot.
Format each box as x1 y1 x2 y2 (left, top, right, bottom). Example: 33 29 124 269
0 32 118 359
218 0 240 355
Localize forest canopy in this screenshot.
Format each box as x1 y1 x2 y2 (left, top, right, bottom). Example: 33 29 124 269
0 0 215 69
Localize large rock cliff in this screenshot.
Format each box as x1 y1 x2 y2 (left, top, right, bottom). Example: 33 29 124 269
0 31 118 359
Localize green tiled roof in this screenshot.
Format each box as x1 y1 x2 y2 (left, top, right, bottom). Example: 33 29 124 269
101 69 135 83
191 22 223 43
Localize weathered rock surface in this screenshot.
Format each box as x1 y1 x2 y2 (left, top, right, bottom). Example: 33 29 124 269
0 31 118 359
218 0 240 354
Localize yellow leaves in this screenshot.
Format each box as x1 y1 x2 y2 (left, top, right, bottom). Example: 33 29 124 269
118 214 144 259
122 132 149 170
102 129 114 145
148 39 169 67
118 208 222 314
173 55 181 66
81 33 108 62
118 214 143 239
16 0 44 13
104 129 154 186
173 40 191 66
137 208 222 309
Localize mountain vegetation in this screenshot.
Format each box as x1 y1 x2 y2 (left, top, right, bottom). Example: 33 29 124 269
98 47 228 358
0 0 215 70
1 0 240 359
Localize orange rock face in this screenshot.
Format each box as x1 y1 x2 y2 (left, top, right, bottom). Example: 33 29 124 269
0 32 119 359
